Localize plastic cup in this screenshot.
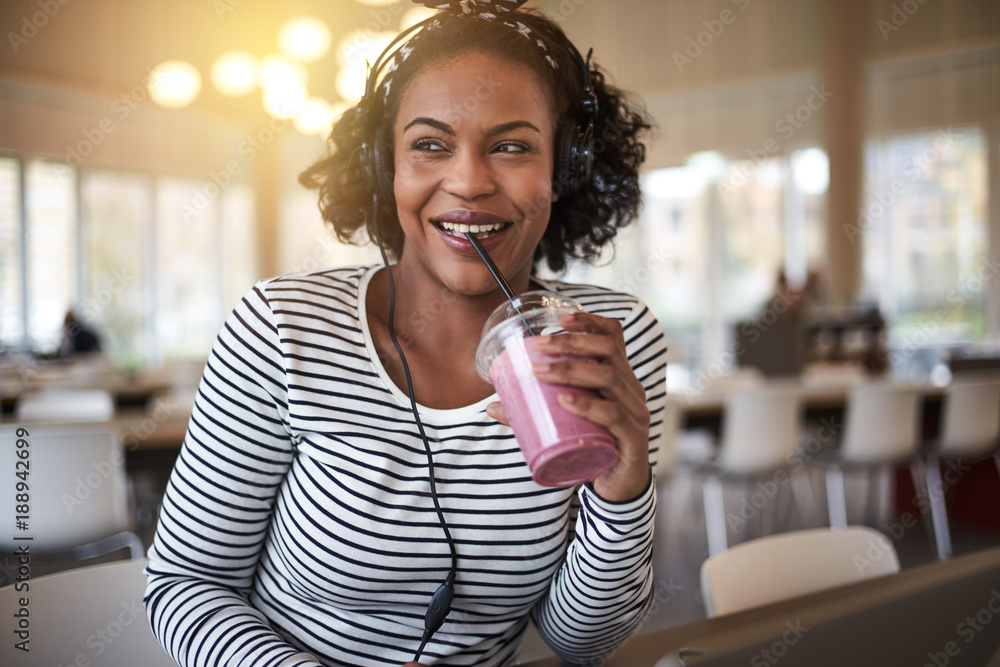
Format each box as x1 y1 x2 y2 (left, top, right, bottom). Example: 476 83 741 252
475 291 619 487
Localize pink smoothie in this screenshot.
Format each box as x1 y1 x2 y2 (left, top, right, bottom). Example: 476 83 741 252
489 336 618 487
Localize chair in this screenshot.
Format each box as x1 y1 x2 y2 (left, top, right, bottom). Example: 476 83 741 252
0 558 177 666
822 381 923 529
700 526 900 617
16 388 115 422
917 377 1000 560
651 395 682 479
0 424 143 579
688 385 803 556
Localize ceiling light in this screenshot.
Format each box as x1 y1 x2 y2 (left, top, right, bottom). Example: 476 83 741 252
335 30 396 103
278 16 332 63
262 79 308 119
400 7 438 31
294 99 351 135
147 60 201 109
211 51 258 97
258 54 308 91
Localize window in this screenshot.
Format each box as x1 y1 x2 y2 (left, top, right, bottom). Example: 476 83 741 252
0 157 21 350
222 182 259 312
861 126 988 359
556 149 829 376
82 169 151 368
279 186 381 275
25 161 77 353
156 177 224 362
0 156 260 367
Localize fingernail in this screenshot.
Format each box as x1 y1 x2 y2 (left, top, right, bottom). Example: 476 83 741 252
534 363 551 373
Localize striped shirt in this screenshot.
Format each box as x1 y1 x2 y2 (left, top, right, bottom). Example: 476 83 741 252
145 265 667 667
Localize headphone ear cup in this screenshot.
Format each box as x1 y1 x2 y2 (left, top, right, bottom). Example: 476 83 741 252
372 124 395 206
555 121 578 194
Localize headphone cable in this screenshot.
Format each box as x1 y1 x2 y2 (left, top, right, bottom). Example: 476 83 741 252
370 196 458 662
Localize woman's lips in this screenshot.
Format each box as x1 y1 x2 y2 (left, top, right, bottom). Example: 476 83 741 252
431 210 512 256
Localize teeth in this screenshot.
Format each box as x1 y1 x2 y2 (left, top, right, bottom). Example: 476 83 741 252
439 221 506 234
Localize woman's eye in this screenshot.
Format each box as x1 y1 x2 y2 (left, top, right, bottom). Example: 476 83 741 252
410 139 446 153
494 141 530 154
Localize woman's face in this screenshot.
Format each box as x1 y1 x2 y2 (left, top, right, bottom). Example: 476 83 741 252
392 50 557 296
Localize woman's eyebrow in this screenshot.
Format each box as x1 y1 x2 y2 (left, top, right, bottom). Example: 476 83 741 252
484 120 540 137
403 117 454 134
401 118 541 137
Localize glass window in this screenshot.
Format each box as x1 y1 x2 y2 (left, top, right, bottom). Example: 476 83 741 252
551 165 709 369
25 161 77 353
861 126 988 360
81 169 151 368
719 156 785 323
279 188 381 275
221 182 259 311
155 177 222 362
0 157 22 350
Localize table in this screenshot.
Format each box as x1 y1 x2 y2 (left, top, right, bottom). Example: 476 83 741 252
521 546 1000 666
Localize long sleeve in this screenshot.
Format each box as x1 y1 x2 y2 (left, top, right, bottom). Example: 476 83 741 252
144 284 322 667
531 301 665 664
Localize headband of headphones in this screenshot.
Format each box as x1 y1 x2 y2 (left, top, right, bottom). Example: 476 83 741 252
356 0 599 202
362 0 595 123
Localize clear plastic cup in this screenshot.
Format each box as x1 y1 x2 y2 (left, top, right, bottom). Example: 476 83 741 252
475 291 619 487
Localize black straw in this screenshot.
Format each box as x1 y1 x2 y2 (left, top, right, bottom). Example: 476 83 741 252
465 232 517 302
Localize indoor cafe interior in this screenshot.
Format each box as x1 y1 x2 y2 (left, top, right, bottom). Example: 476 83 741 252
1 0 1000 665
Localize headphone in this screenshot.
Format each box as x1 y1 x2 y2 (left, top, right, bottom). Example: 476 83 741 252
355 12 599 662
354 15 599 211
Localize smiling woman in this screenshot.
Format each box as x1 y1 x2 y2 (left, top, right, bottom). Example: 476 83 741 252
391 52 556 299
144 3 665 667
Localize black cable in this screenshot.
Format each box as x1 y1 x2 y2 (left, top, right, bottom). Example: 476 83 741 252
370 195 458 663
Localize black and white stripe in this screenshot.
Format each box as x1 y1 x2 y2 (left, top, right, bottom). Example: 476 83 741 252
145 265 667 666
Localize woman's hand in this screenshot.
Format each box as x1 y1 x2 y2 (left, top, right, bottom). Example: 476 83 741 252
485 311 651 502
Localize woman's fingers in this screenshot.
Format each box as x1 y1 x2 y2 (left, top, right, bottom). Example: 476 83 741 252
485 401 509 425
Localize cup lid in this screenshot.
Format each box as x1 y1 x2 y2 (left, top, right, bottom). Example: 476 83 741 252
474 290 583 382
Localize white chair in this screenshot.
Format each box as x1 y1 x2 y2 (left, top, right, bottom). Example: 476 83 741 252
16 388 115 422
822 381 923 529
917 377 1000 560
690 385 804 556
0 424 142 576
700 526 900 617
651 395 682 479
0 558 177 666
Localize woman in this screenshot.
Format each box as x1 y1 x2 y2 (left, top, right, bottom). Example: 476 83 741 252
145 3 666 666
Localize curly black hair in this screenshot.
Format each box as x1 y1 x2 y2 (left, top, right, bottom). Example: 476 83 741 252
298 8 651 274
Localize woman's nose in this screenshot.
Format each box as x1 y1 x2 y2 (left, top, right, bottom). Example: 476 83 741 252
441 149 497 200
